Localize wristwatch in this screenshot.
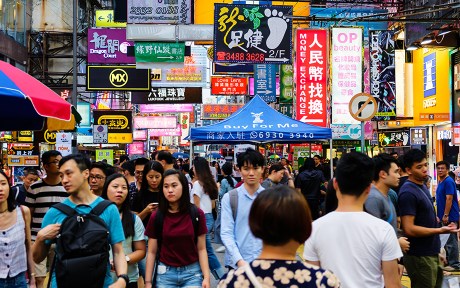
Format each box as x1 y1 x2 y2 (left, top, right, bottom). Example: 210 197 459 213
118 274 129 284
125 255 131 263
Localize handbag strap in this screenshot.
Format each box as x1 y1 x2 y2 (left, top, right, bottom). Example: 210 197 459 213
243 264 262 288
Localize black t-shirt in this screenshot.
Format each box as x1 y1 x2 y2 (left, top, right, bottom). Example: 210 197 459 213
295 170 326 200
132 189 160 227
399 180 440 256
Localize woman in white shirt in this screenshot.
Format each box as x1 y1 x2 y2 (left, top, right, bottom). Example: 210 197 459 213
192 157 225 280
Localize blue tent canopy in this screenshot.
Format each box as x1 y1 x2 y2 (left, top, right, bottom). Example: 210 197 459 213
188 96 332 143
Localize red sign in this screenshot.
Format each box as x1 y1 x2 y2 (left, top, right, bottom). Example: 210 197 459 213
211 77 248 95
202 104 244 119
295 29 328 127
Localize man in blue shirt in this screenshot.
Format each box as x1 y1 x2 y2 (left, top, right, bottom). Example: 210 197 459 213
32 154 128 288
435 160 460 271
220 148 265 269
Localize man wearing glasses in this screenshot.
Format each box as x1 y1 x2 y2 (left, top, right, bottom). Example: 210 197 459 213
25 150 67 288
89 161 115 196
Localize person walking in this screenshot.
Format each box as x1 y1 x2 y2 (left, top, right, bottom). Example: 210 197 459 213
12 167 39 205
218 185 340 288
144 169 210 288
192 157 225 280
102 174 146 288
261 163 294 189
0 170 36 288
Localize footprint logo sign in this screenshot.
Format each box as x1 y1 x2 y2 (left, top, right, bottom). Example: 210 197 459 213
214 4 293 64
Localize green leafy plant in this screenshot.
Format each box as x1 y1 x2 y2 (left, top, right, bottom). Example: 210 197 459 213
243 7 264 30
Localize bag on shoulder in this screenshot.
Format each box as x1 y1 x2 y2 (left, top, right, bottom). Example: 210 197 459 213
51 200 113 288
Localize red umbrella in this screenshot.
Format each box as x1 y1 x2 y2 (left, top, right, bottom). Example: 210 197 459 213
0 60 72 131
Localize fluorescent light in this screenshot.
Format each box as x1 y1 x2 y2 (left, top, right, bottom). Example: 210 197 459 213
421 34 434 45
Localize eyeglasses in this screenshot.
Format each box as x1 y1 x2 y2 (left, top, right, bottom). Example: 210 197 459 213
46 160 60 165
89 175 105 181
134 171 143 176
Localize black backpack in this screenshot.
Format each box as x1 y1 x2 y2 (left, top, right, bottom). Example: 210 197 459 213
50 200 113 288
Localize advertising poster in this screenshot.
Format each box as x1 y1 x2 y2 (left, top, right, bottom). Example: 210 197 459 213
213 4 293 64
87 28 134 64
295 29 328 127
369 30 396 120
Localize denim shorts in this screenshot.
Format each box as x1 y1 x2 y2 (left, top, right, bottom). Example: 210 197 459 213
156 261 203 288
0 272 27 288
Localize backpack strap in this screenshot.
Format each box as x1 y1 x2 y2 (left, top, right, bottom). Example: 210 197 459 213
229 188 239 221
53 203 77 217
91 200 114 216
190 205 200 244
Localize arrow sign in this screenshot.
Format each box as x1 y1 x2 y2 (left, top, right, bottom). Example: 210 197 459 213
135 42 185 63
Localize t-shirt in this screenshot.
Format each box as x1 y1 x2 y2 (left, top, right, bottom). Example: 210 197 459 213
435 176 459 221
12 184 28 205
304 211 402 288
25 179 68 241
260 178 282 189
218 259 340 288
145 208 207 267
110 214 145 283
192 182 212 213
365 186 398 232
132 189 160 227
399 180 440 256
41 197 125 288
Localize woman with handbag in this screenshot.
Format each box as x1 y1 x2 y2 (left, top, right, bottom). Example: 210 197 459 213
218 185 340 288
0 170 36 288
102 174 146 288
144 169 210 288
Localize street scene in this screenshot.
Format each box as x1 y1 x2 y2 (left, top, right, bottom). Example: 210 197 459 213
1 0 460 287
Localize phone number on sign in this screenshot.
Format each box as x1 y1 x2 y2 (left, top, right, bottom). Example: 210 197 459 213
249 132 315 139
216 52 265 62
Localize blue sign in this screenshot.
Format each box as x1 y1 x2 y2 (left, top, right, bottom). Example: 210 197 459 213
310 8 388 38
424 53 436 98
254 64 277 102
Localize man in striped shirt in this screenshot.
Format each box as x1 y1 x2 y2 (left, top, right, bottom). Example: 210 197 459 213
25 150 67 288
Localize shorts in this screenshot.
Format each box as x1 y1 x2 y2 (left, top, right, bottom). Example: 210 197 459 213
33 243 55 277
156 261 202 288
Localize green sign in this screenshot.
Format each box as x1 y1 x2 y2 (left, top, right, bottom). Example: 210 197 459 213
280 64 293 103
95 149 113 166
135 42 185 63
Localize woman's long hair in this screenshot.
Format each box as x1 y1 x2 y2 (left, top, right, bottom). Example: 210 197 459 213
102 174 134 238
159 169 192 214
193 157 218 200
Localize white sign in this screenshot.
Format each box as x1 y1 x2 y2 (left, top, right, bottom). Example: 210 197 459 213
56 133 72 144
349 93 377 122
234 144 256 160
93 125 108 144
55 143 72 156
331 27 363 125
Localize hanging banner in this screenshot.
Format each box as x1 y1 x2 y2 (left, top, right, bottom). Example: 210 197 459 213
127 0 192 24
213 4 293 64
87 28 134 64
211 77 248 95
369 30 396 120
280 64 293 103
331 27 363 125
295 29 328 127
254 64 277 102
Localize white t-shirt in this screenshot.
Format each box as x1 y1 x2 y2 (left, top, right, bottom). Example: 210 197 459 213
192 181 213 213
303 211 402 288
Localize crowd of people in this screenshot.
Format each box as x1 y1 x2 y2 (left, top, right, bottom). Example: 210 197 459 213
0 147 458 288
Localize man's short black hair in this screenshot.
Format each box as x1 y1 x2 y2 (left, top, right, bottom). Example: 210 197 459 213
335 152 374 197
157 151 174 164
403 149 426 171
120 155 130 163
269 163 284 174
59 154 91 172
121 160 135 176
90 161 116 177
436 160 450 168
23 167 39 176
236 148 265 169
41 150 62 166
134 157 149 167
372 153 399 181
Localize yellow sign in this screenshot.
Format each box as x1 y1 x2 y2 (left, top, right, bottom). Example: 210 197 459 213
8 155 39 167
108 133 133 144
18 131 33 142
44 129 57 144
109 69 129 87
413 48 451 125
97 115 129 130
387 120 415 127
95 10 126 27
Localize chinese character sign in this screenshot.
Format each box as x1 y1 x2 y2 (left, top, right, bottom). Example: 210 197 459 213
127 0 192 24
254 64 277 102
369 30 396 120
280 65 293 103
87 28 134 64
295 29 328 127
211 77 248 95
331 27 363 125
214 4 293 64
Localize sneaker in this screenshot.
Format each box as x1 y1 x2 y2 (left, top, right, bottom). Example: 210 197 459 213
215 246 226 253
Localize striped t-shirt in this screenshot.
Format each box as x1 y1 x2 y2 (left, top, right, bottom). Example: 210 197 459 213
25 179 68 241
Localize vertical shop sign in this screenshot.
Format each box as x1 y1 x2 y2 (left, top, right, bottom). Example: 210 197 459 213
369 30 396 120
331 27 363 125
254 64 277 102
295 29 328 127
280 64 293 103
424 53 436 97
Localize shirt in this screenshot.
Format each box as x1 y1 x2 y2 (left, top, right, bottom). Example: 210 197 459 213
220 185 264 268
0 207 27 278
436 176 459 221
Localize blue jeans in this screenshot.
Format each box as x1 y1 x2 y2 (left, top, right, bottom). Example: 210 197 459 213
445 230 460 267
0 272 27 288
205 213 225 280
156 261 202 288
